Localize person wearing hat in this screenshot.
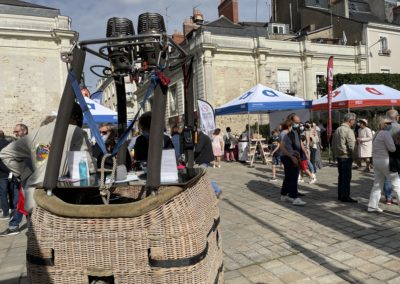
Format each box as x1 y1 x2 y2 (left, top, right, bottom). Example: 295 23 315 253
367 116 400 212
357 119 373 172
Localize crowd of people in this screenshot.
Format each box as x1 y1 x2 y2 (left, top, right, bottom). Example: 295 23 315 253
274 108 400 211
1 104 400 237
0 107 228 237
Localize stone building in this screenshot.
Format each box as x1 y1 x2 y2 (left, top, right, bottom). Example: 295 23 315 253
95 77 137 123
0 0 76 134
133 0 367 133
275 0 400 73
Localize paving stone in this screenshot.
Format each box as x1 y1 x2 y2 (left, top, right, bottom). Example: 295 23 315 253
342 257 369 268
369 254 392 265
224 270 242 280
373 268 398 281
363 278 388 284
388 276 400 284
384 259 400 271
259 260 285 271
225 276 252 284
315 273 345 284
328 251 354 262
1 162 400 283
357 262 383 275
278 271 309 283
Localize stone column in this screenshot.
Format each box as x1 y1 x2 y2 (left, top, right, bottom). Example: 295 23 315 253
304 55 314 100
203 49 214 105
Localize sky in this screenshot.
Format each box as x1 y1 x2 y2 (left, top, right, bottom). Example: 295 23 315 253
30 0 271 92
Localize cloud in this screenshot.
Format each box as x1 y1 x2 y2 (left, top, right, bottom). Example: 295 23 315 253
28 0 271 90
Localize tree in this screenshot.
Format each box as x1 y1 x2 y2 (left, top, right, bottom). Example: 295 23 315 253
317 73 400 96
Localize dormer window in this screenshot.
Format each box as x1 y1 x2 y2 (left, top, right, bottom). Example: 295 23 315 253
270 23 288 35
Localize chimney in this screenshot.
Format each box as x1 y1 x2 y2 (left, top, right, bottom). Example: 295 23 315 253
218 0 239 23
193 9 204 24
172 31 185 45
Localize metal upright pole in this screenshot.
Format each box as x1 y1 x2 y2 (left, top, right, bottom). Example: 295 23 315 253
114 75 128 168
183 58 195 170
114 76 127 135
146 81 168 190
43 47 86 192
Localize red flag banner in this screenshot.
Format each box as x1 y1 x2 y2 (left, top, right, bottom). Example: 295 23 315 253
327 56 334 141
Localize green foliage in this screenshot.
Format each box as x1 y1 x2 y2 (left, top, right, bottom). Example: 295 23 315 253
317 73 400 96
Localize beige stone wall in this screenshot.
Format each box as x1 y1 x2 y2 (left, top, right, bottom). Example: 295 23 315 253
367 23 400 73
133 31 367 138
0 13 75 135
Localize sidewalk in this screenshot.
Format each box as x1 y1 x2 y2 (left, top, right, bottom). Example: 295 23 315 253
208 161 400 284
1 161 400 283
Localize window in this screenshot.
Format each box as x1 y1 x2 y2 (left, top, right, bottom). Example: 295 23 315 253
169 84 179 115
270 24 287 35
277 70 291 94
316 74 325 98
379 37 391 55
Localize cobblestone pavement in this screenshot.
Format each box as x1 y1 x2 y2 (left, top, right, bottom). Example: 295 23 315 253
208 161 400 284
1 160 400 283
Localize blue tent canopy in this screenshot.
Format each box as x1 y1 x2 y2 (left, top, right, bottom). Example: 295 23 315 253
82 97 118 124
215 84 311 115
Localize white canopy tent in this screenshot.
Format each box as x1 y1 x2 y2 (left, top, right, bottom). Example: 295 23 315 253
215 84 311 115
312 84 400 111
82 97 118 124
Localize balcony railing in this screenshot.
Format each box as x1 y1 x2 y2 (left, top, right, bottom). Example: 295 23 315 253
277 82 296 96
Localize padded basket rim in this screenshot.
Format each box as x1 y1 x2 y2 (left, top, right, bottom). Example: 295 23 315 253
33 168 206 218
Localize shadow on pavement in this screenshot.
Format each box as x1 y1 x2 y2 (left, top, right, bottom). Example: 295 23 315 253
223 198 362 284
245 170 400 257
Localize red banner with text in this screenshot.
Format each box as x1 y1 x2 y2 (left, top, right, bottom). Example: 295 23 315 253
327 56 334 141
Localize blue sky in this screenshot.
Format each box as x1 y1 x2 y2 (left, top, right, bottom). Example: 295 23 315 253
30 0 271 91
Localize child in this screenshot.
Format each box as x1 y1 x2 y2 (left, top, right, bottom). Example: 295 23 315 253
269 130 281 181
299 135 317 184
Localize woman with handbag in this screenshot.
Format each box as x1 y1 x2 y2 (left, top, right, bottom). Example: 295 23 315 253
367 117 400 212
223 127 236 162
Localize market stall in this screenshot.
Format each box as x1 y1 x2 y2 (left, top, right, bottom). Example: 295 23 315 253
215 83 311 164
83 97 118 124
312 84 400 111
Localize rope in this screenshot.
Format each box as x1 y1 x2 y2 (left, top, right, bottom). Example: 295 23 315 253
98 154 117 204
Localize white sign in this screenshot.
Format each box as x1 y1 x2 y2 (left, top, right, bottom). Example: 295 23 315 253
197 99 216 137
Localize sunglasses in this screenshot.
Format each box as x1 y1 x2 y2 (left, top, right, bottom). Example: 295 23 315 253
100 130 110 135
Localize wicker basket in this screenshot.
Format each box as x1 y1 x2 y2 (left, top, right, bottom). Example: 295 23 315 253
27 170 223 284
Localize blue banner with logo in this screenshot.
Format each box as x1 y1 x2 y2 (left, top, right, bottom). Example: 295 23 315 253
215 84 311 115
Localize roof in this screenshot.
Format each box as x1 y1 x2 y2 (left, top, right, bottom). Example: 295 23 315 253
205 16 243 29
187 16 270 39
0 0 59 18
0 0 56 9
302 6 386 24
348 11 383 23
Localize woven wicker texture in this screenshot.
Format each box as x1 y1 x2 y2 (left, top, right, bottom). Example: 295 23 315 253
27 173 223 284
